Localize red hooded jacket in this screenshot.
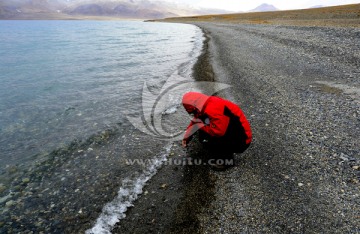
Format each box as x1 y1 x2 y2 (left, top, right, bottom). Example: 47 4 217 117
182 92 252 149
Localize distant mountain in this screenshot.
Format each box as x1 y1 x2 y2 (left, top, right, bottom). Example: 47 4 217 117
249 3 278 12
0 0 67 18
0 0 230 19
309 5 326 9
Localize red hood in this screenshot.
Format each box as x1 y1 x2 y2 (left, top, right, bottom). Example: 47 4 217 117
182 92 210 113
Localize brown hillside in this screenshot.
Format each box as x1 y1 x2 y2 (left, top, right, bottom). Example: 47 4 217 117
157 4 360 27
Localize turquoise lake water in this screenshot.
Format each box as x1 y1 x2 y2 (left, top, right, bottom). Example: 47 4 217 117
0 20 201 169
0 20 203 233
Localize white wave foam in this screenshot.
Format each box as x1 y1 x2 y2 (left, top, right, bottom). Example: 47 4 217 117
162 104 180 115
85 143 173 234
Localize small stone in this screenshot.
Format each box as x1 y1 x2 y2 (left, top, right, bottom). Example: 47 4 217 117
352 166 359 170
13 185 21 192
160 184 168 189
8 166 18 174
5 200 15 207
144 191 149 195
298 183 304 187
0 184 6 193
35 221 42 227
284 175 290 179
237 209 245 217
340 153 349 161
22 178 30 184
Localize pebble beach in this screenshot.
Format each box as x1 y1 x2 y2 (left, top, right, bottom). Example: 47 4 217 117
1 13 359 233
115 21 360 233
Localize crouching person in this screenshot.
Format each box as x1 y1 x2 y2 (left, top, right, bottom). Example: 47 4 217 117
181 92 252 170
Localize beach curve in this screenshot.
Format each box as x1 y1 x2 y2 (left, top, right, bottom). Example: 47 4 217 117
114 16 359 233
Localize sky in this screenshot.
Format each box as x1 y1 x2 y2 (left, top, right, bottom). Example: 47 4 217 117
162 0 360 11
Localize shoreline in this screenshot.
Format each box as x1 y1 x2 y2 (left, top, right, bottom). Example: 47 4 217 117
15 20 356 233
2 19 358 233
112 27 218 233
0 21 206 233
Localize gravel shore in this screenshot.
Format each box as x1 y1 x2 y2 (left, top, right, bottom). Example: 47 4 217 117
114 22 359 233
194 23 359 233
2 21 358 233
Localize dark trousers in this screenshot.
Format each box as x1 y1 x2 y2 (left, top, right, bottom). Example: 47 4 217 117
199 130 250 154
199 131 250 166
